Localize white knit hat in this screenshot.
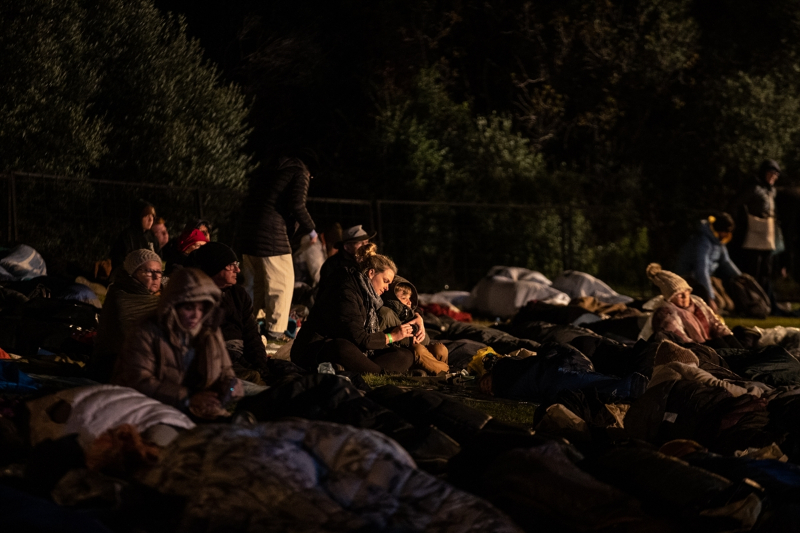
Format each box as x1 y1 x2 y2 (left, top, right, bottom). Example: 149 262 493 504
124 249 162 275
646 263 692 301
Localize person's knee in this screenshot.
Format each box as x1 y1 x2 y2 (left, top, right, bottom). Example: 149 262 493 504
429 342 449 363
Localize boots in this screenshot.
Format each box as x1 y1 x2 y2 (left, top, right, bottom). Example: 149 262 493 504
412 344 449 375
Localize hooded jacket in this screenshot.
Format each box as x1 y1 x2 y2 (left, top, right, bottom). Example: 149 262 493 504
239 157 315 257
110 200 160 271
92 269 160 382
111 268 236 407
378 276 429 347
676 220 742 302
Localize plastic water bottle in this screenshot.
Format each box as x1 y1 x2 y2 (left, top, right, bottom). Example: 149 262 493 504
317 362 335 375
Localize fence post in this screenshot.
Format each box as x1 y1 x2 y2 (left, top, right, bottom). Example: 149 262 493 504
9 174 17 242
195 189 205 219
376 200 384 250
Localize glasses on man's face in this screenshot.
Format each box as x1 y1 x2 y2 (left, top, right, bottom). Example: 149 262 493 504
138 269 163 278
225 261 240 271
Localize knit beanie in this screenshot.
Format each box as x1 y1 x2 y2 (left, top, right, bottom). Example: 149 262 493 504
646 263 692 301
193 242 238 277
177 228 209 253
124 249 162 276
654 340 700 366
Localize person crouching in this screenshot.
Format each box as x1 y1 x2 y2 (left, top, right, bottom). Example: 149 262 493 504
112 268 242 419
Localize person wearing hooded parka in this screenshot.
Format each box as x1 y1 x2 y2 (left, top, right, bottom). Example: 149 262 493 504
112 268 242 419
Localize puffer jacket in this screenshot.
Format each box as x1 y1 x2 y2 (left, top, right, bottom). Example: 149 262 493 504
731 177 777 219
111 268 236 407
239 157 315 257
676 220 742 302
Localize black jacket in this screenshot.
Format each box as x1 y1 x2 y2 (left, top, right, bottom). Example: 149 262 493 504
318 249 358 296
219 284 269 372
239 157 315 257
291 267 386 369
109 200 159 270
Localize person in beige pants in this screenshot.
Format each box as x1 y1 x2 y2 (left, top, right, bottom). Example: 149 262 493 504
239 153 316 340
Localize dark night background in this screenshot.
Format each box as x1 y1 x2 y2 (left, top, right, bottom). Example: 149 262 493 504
4 0 800 291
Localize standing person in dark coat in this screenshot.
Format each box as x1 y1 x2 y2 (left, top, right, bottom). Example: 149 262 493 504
109 200 159 273
318 225 376 293
291 243 418 374
240 155 316 341
730 159 782 294
193 242 270 382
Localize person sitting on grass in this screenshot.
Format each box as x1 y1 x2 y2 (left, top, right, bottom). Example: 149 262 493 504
647 263 735 346
291 243 420 374
164 224 209 275
193 242 270 384
379 277 449 375
112 268 242 420
91 249 164 382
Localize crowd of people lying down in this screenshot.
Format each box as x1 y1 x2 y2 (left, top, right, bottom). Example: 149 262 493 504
0 156 799 531
2 228 800 531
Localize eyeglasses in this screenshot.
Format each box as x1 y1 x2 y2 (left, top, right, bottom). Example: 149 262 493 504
225 261 240 271
138 269 163 278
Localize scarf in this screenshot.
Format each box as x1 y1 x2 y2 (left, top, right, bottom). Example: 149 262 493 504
671 302 711 343
355 271 383 356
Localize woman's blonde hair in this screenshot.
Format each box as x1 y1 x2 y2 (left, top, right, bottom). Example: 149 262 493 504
355 242 397 276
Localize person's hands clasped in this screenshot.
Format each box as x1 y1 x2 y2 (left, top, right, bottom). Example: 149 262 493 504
189 390 229 419
389 323 414 345
410 313 426 344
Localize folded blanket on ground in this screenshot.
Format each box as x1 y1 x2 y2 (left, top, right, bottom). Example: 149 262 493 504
144 420 521 532
28 385 195 450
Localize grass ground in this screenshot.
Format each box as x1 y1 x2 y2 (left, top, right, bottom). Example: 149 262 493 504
362 374 537 428
723 316 800 329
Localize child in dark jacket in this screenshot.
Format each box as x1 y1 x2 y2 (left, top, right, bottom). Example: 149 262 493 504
379 277 449 374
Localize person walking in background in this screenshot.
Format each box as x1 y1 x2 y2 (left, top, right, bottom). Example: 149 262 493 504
731 159 782 295
239 152 316 341
675 213 741 313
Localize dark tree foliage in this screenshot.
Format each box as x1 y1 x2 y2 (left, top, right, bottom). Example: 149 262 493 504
0 0 253 189
153 0 800 273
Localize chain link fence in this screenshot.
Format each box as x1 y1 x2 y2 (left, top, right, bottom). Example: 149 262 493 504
1 172 650 294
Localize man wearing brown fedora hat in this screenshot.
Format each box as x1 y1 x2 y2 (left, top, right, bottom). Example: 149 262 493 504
318 225 376 290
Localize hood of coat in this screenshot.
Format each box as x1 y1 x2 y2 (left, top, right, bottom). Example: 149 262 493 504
157 268 221 333
697 219 722 245
381 275 419 310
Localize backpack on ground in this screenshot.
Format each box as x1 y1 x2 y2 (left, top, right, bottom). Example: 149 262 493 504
725 274 770 318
